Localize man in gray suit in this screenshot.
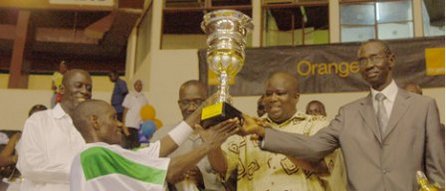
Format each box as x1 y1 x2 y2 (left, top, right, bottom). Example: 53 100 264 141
242 39 444 191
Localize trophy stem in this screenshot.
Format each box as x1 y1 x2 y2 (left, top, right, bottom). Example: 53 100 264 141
218 71 231 103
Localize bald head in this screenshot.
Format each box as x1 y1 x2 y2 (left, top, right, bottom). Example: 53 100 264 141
72 99 123 145
72 100 109 142
179 80 207 97
267 72 299 93
62 69 91 87
264 72 300 123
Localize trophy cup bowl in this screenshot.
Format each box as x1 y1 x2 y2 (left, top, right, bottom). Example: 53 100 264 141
200 9 253 128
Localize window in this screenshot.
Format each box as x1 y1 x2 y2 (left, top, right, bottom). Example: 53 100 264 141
261 0 329 46
340 0 414 42
422 0 444 37
161 0 252 49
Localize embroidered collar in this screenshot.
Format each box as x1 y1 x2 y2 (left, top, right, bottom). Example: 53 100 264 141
265 111 307 128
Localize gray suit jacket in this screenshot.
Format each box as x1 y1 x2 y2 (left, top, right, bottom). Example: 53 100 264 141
263 89 444 191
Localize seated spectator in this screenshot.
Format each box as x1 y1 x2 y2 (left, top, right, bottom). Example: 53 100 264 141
0 132 21 190
305 100 327 117
70 100 239 191
403 82 423 95
28 104 48 117
0 133 20 169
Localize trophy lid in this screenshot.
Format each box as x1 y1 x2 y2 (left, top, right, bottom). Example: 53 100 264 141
201 9 253 34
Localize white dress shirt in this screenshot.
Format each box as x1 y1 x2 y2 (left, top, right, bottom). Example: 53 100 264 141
122 92 149 128
17 104 85 191
370 80 398 118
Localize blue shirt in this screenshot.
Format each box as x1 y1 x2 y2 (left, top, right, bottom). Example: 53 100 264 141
111 78 128 113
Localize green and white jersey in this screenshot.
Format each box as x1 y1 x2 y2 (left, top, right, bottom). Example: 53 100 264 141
70 142 170 191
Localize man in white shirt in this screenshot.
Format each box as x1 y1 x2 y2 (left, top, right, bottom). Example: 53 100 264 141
122 79 149 149
17 69 92 191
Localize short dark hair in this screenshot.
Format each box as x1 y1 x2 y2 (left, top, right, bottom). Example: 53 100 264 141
29 104 48 117
362 39 392 56
305 100 326 116
403 82 423 95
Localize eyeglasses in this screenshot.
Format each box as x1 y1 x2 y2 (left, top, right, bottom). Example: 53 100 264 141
178 98 205 108
358 54 387 65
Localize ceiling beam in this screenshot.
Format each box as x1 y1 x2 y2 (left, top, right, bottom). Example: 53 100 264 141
0 0 113 11
84 12 115 39
0 0 144 11
35 27 99 44
119 0 144 9
8 10 30 89
0 24 16 40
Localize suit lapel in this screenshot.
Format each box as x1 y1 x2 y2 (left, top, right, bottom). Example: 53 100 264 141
382 89 411 140
359 94 382 143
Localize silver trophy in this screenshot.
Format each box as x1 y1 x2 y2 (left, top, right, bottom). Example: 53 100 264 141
200 9 253 128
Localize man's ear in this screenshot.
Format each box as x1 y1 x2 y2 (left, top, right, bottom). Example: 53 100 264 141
89 115 100 130
59 84 65 95
294 92 300 100
388 53 396 69
293 92 300 105
177 100 182 109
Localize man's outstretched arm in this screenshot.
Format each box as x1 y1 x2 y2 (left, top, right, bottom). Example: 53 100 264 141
165 119 239 183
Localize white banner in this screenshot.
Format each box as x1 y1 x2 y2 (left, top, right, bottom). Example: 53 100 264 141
49 0 114 6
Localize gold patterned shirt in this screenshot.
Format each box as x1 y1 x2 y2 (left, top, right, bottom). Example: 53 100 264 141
221 112 346 191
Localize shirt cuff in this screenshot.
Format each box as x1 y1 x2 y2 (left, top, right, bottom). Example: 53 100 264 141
168 121 194 145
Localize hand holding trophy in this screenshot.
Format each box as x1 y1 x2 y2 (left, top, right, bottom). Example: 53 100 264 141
200 9 253 128
240 114 267 139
